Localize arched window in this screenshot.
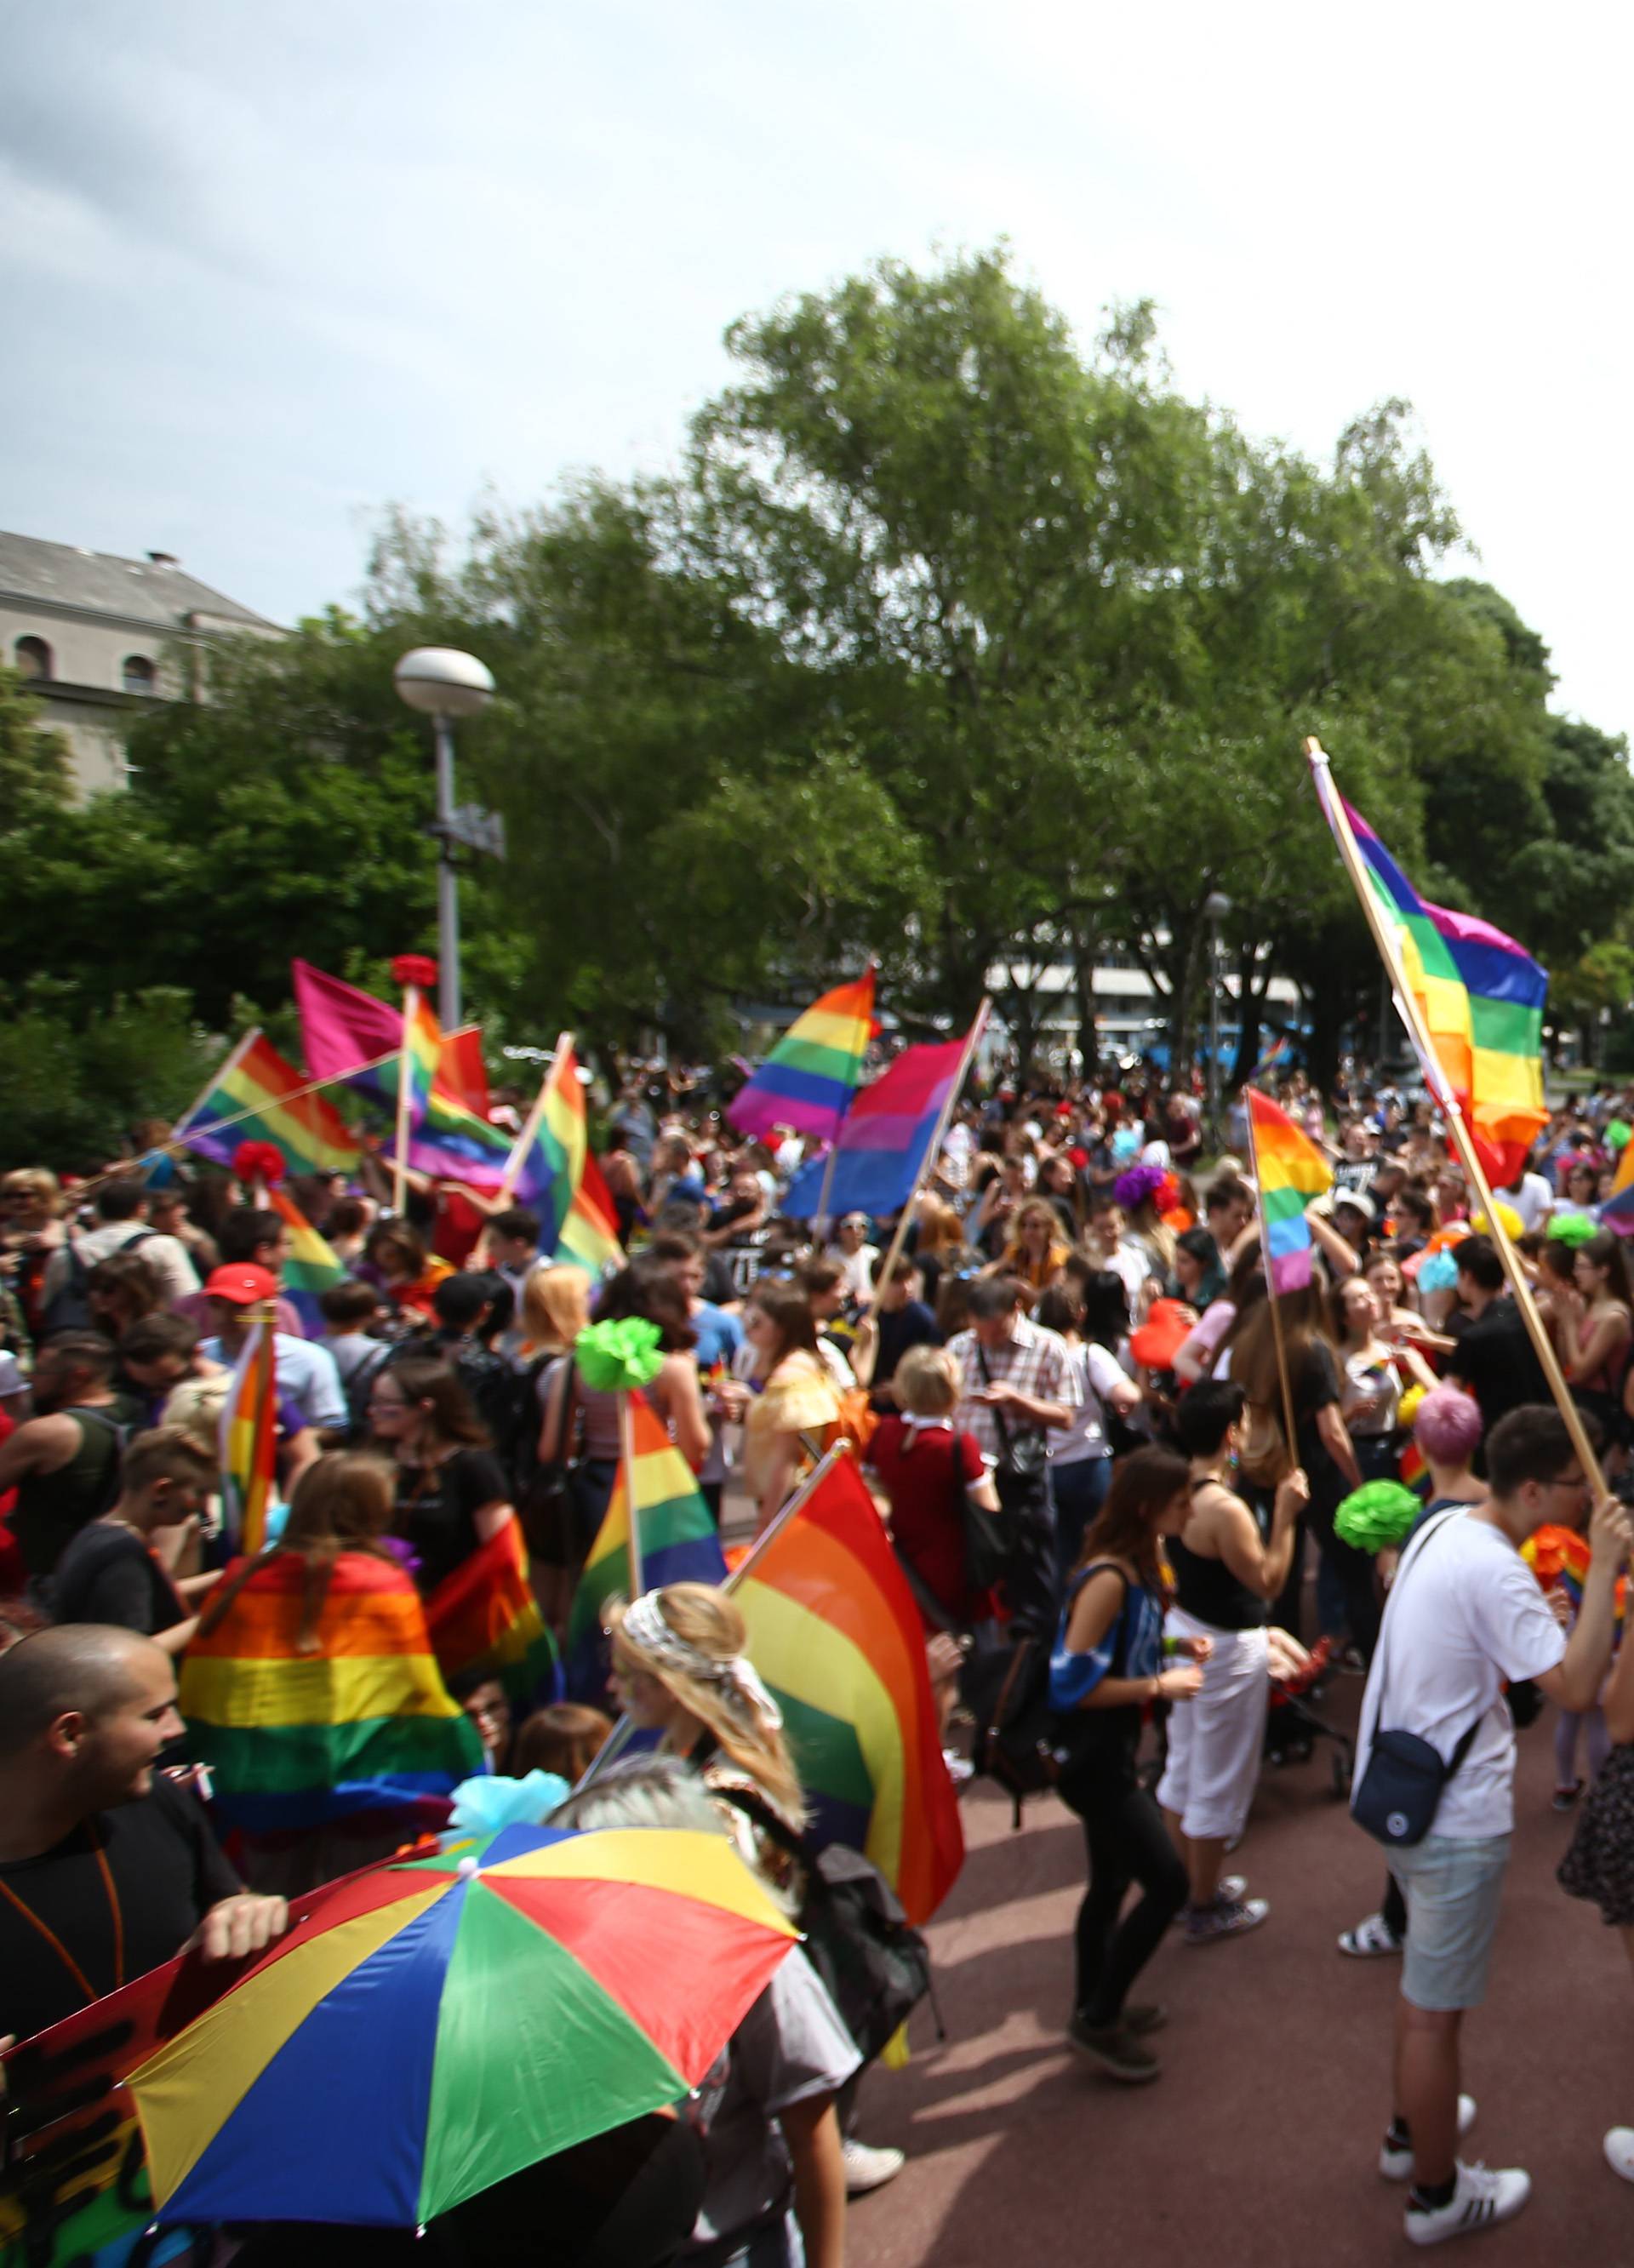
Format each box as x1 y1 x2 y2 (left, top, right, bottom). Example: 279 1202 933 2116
122 654 157 695
14 635 51 682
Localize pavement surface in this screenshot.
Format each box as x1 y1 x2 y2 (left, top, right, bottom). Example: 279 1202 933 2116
841 1675 1634 2267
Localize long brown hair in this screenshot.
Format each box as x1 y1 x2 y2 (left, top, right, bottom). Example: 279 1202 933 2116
1225 1282 1332 1430
1076 1444 1188 1592
198 1452 399 1649
384 1357 489 1449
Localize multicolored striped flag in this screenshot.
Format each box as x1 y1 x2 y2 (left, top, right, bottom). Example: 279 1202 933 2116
180 1551 483 1833
728 969 876 1144
734 1451 963 1925
218 1307 279 1557
424 1517 561 1707
505 1040 622 1273
265 1187 350 1340
174 1031 361 1177
400 994 522 1192
567 1397 728 1699
1244 1087 1332 1294
292 957 403 1110
1311 773 1549 1186
780 1023 977 1222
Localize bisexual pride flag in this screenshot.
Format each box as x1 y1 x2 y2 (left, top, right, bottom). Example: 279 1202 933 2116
780 1029 971 1222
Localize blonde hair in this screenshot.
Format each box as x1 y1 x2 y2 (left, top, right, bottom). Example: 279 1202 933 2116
520 1265 591 1357
894 1344 959 1417
1 1168 60 1208
914 1194 965 1255
608 1581 804 1825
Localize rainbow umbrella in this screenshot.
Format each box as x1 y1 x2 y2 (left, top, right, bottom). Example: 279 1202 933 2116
127 1822 798 2230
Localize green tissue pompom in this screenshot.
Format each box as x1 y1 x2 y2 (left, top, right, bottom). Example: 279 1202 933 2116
1547 1212 1597 1248
1608 1120 1631 1153
1334 1480 1422 1554
574 1316 666 1393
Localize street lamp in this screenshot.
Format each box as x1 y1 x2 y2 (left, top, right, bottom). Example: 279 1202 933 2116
1203 890 1231 1135
394 648 498 1030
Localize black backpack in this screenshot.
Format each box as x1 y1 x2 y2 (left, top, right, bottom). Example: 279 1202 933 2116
963 1631 1060 1829
717 1786 940 2065
39 1231 154 1338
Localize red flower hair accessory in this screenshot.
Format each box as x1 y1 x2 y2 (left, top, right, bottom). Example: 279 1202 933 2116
391 954 439 992
232 1140 285 1188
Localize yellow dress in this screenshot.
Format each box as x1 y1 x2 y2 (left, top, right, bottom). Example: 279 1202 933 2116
740 1350 841 1498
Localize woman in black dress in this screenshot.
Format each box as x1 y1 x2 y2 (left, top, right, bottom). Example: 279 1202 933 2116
368 1356 516 1594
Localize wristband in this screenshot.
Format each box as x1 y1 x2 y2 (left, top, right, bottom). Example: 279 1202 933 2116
1162 1637 1182 1658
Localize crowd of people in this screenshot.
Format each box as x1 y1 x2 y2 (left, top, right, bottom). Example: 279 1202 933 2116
8 1054 1634 2253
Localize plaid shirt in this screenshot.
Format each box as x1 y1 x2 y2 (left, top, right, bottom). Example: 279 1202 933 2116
947 1317 1081 1464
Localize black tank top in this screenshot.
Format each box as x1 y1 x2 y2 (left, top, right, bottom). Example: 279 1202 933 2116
13 1406 124 1578
1168 1491 1269 1631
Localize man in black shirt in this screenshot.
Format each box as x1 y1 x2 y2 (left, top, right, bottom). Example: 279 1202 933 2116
0 1625 287 2044
1446 1237 1549 1454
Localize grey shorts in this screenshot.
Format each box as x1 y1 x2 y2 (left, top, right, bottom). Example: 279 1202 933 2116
1391 1832 1512 2012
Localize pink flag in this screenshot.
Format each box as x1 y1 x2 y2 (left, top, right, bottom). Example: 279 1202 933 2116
291 959 402 1081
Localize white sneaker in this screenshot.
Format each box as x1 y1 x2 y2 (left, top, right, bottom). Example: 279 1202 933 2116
1339 1911 1404 1957
1605 2128 1634 2182
1380 2096 1477 2180
941 1748 975 1785
1404 2160 1530 2245
842 2138 905 2196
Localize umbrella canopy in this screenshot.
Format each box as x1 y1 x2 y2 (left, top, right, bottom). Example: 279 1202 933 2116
128 1821 797 2230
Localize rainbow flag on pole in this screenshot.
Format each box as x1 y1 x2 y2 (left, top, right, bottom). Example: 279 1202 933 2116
219 1308 278 1557
1245 1087 1332 1294
180 1552 483 1832
265 1187 350 1340
567 1397 728 1697
1311 778 1549 1186
780 1027 974 1221
174 1031 360 1177
403 995 520 1191
733 1452 963 1924
424 1517 561 1708
506 1042 622 1273
728 969 876 1145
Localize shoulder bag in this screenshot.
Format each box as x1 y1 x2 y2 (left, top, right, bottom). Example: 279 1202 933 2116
1351 1509 1487 1848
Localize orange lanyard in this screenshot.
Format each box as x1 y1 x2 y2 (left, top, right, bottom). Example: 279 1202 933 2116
0 1829 125 2006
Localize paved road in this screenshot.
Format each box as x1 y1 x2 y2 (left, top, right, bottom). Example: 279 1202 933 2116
844 1677 1633 2266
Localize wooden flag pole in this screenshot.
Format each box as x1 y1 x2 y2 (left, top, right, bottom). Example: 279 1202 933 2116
620 1389 643 1601
169 1027 257 1151
1306 735 1607 1496
854 998 991 1331
392 985 420 1220
498 1031 573 1207
1241 1092 1301 1470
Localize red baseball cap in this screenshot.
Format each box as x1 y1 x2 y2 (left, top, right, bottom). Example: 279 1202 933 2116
204 1263 279 1305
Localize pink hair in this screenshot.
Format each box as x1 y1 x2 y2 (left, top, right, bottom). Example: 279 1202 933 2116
1414 1385 1482 1467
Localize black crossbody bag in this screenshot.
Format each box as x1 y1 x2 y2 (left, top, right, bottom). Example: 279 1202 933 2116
1351 1509 1486 1848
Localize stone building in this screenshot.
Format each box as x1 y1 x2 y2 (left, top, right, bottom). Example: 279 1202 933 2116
0 531 282 795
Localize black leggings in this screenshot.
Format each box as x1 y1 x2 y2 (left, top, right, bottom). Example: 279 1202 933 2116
1058 1764 1188 2025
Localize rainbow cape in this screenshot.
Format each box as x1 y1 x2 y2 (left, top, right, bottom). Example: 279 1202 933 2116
1523 1522 1626 1622
780 1028 973 1222
508 1043 622 1274
728 969 876 1145
567 1397 728 1697
1312 779 1549 1186
174 1031 359 1178
734 1452 963 1925
266 1187 351 1340
180 1551 483 1832
219 1310 277 1557
424 1517 562 1707
1245 1087 1332 1294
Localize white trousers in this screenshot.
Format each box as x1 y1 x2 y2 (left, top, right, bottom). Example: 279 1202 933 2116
1155 1607 1269 1842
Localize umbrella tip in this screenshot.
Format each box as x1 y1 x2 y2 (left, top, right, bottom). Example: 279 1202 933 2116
457 1855 480 1880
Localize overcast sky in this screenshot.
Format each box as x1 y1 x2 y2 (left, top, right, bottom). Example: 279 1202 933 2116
4 1 1628 739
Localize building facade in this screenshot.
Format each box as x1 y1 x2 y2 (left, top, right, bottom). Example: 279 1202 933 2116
0 532 282 795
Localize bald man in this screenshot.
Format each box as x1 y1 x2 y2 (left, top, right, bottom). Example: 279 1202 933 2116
0 1626 287 2042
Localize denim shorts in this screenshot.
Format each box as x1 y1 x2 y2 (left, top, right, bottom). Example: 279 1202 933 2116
1391 1832 1511 2012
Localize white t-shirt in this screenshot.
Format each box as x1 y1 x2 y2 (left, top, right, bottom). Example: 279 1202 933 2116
1050 1341 1129 1466
1505 1173 1554 1232
1354 1509 1564 1839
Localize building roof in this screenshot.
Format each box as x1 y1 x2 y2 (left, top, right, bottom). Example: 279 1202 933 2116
0 530 281 635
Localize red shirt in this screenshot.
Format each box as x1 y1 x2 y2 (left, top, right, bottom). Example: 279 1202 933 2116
868 1415 990 1629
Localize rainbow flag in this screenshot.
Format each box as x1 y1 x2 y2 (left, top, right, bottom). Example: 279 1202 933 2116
734 1452 963 1925
728 969 876 1144
265 1187 350 1340
292 957 403 1109
567 1397 728 1697
219 1310 278 1557
180 1551 483 1831
1523 1522 1625 1623
508 1043 622 1273
424 1517 562 1708
1312 777 1549 1186
780 1025 975 1222
401 995 521 1191
174 1031 359 1177
1245 1087 1332 1294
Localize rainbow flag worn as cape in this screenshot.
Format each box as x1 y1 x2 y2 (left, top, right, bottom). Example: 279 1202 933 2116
265 1187 351 1340
507 1043 622 1274
174 1031 359 1178
424 1517 562 1707
728 969 876 1145
1523 1522 1626 1623
567 1397 728 1698
1245 1087 1333 1294
1312 781 1549 1187
734 1452 963 1925
780 1029 973 1222
220 1310 278 1557
180 1551 483 1832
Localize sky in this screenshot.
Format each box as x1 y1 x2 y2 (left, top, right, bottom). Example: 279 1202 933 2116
3 0 1630 737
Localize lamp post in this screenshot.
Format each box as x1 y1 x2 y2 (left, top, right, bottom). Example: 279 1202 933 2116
1203 890 1231 1135
393 648 498 1030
